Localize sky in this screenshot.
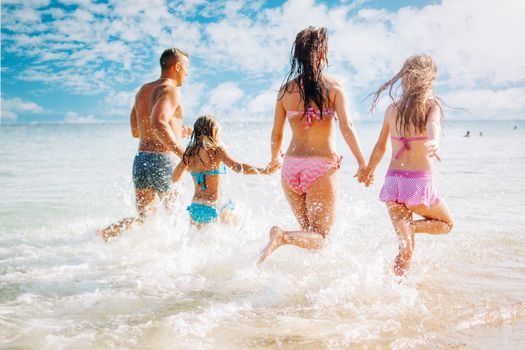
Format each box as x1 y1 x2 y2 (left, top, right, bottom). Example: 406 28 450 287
1 0 524 124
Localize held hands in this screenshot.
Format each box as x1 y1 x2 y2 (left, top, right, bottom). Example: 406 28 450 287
425 140 442 161
263 158 283 175
354 165 375 187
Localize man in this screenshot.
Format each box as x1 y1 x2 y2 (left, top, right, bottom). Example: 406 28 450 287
99 48 191 239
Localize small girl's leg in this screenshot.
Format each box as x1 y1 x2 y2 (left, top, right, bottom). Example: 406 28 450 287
220 209 240 226
387 201 414 276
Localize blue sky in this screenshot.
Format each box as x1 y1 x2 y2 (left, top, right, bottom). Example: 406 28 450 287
1 0 524 124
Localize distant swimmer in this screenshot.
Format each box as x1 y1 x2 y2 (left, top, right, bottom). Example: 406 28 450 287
361 55 453 276
464 131 470 137
479 131 483 137
171 115 278 228
514 126 517 130
98 48 192 240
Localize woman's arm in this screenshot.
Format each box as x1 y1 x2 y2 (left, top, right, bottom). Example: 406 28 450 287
171 160 188 183
363 106 392 186
217 147 276 175
269 95 286 166
333 82 366 168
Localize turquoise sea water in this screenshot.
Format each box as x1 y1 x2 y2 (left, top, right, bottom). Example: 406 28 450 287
1 120 524 349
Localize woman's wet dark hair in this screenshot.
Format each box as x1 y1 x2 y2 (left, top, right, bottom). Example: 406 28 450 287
183 115 220 166
280 26 330 120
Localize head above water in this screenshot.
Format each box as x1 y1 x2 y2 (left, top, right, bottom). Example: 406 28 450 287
183 115 221 166
370 54 443 135
160 48 189 86
281 26 330 119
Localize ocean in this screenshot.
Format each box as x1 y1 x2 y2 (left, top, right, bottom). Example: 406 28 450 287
1 120 524 349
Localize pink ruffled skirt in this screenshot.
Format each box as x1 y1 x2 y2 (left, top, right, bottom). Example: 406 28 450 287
379 169 440 207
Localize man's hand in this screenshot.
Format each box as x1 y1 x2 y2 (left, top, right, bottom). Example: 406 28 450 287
182 125 193 138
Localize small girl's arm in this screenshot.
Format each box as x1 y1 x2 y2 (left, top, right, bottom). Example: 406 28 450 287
171 160 188 183
425 104 442 161
217 146 274 175
363 105 392 186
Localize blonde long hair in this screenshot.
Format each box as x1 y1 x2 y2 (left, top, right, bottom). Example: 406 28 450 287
370 55 443 135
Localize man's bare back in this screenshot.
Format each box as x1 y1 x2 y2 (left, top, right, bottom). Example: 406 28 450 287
133 79 184 154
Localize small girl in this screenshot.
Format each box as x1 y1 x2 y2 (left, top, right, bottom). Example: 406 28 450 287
363 55 453 276
171 115 277 227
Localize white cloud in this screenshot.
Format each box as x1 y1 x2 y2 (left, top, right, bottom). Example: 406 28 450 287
206 82 245 112
442 87 525 119
1 96 44 121
1 0 524 121
247 90 275 114
63 111 99 123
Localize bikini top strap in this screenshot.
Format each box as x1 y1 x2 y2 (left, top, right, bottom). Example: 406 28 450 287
391 136 430 159
191 163 227 190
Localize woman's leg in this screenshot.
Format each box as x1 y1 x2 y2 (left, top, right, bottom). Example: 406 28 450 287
386 201 414 276
281 176 309 230
257 169 337 265
406 200 453 234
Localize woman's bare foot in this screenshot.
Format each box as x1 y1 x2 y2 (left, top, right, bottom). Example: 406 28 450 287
256 226 285 266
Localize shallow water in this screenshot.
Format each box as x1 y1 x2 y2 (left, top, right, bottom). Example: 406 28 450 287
1 120 524 349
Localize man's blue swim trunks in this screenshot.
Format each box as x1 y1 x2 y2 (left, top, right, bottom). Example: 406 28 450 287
132 152 176 193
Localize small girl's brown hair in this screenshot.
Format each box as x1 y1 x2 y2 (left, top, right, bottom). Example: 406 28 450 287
183 115 220 166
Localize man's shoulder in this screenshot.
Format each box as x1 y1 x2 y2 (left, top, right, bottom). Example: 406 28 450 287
154 80 180 96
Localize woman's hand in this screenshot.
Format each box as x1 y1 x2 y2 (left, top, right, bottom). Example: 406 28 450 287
267 156 283 171
354 165 374 187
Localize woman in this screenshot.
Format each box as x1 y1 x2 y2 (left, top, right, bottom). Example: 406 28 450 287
257 26 367 265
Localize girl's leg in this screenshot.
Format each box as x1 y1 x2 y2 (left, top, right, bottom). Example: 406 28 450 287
257 169 337 265
386 201 414 276
220 209 240 226
406 200 453 234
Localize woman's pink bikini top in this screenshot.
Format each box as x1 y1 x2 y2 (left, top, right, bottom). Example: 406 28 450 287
286 108 337 128
391 135 429 159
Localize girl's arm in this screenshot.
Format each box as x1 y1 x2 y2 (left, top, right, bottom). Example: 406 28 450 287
363 105 392 186
425 104 442 161
333 81 367 170
269 94 286 167
217 146 276 175
171 160 188 183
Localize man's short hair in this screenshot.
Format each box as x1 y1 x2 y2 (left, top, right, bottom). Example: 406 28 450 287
160 48 189 71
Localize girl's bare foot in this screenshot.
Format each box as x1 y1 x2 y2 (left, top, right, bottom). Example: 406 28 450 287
393 220 414 276
256 226 285 266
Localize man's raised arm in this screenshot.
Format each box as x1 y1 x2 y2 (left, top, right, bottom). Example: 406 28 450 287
130 106 139 138
150 87 185 157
